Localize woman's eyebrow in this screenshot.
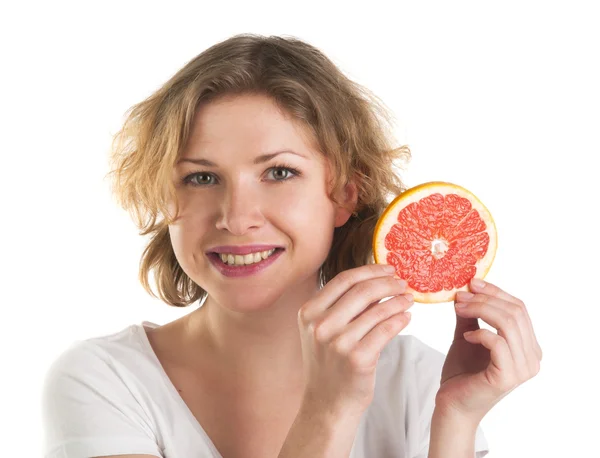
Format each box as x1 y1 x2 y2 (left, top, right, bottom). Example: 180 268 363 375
177 150 307 166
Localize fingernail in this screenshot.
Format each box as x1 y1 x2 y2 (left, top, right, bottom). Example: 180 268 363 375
383 265 396 273
471 278 486 288
455 302 468 308
405 293 414 304
392 275 406 285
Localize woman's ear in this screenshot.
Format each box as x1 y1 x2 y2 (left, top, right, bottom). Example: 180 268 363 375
334 178 359 228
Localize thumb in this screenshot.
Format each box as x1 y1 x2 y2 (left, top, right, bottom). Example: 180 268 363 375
453 307 480 341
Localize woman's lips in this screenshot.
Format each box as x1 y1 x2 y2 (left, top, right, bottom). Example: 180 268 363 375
207 248 284 278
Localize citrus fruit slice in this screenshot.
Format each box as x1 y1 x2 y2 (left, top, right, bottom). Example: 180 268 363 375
373 181 497 303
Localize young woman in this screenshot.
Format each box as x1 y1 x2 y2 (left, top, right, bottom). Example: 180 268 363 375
42 33 541 458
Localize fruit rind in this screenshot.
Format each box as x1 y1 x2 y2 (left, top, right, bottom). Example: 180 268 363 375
372 181 497 303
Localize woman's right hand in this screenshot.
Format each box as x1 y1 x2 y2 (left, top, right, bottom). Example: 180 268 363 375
297 263 414 419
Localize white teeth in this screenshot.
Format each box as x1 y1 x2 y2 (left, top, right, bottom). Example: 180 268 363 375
219 249 277 266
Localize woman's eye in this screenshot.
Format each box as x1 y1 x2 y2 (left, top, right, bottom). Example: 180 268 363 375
185 173 214 186
183 166 300 187
268 167 293 181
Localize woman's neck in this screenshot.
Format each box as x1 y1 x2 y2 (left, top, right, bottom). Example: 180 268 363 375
183 280 320 393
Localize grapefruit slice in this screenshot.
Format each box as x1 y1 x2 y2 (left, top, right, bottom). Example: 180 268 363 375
373 181 497 303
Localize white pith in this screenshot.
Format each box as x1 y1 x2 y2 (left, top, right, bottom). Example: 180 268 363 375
431 238 449 259
219 249 277 266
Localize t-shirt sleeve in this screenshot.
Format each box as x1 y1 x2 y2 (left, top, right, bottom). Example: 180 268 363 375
41 340 163 458
411 338 490 458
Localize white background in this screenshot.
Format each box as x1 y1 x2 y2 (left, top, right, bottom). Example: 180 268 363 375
1 1 598 456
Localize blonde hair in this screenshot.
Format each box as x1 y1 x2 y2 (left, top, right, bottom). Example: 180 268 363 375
106 33 411 307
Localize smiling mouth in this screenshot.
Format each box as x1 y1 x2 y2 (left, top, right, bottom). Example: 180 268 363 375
211 248 284 266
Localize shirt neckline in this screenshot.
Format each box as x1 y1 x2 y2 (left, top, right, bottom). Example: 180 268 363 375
136 321 225 458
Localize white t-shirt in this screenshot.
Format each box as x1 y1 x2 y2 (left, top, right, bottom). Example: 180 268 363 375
42 321 489 458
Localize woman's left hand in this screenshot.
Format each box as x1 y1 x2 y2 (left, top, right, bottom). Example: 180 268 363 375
435 278 543 424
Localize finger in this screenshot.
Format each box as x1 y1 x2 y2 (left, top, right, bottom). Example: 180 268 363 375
463 329 517 391
469 278 522 307
342 312 412 371
516 303 543 362
311 276 408 342
455 297 528 374
468 280 543 362
299 264 397 322
530 319 543 362
351 289 409 323
499 299 542 373
335 295 414 346
352 300 381 320
453 312 480 341
459 290 542 378
510 302 543 374
459 289 532 350
453 291 481 339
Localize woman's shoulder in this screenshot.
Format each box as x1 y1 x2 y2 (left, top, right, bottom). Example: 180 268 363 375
41 323 167 457
42 321 161 391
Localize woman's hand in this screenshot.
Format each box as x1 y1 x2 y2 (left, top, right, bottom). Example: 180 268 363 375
297 264 414 418
435 278 543 424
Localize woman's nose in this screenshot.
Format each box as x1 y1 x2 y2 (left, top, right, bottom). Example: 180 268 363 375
215 185 264 235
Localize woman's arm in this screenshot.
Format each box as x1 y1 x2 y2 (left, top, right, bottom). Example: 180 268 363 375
427 406 479 458
278 400 363 458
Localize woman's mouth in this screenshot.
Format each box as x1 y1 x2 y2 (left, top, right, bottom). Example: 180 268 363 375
206 248 285 278
215 248 281 266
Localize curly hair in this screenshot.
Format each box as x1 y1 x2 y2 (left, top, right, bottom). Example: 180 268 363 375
106 33 411 307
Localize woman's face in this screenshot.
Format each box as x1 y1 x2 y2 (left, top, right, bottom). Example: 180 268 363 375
168 93 356 311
